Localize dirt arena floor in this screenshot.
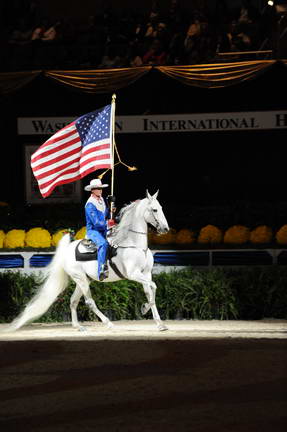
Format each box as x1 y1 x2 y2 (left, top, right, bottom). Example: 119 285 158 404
0 320 286 432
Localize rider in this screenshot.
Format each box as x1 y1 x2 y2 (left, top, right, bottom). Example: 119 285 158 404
84 178 112 281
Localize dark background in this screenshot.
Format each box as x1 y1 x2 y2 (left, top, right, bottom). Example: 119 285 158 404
1 62 287 230
0 0 286 230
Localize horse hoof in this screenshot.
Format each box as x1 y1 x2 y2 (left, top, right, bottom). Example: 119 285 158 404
158 324 168 332
105 321 114 329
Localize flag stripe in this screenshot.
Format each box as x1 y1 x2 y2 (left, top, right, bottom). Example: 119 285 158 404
31 125 77 159
80 154 112 170
79 140 112 174
41 172 82 197
80 142 111 156
31 134 80 166
31 138 80 168
32 145 81 175
80 147 111 164
34 156 81 182
80 164 111 179
39 164 81 191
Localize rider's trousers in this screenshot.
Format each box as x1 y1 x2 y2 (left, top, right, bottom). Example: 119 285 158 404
87 230 108 279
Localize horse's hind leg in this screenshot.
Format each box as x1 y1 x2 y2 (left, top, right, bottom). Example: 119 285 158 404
70 285 86 331
85 288 114 329
71 273 114 330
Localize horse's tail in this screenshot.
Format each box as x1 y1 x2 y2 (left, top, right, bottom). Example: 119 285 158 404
8 234 71 331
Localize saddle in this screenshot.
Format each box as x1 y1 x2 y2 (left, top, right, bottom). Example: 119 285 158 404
75 239 98 261
75 239 117 262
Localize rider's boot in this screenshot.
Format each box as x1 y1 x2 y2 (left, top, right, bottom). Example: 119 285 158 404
99 262 109 281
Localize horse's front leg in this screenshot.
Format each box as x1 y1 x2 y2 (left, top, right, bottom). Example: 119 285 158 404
142 280 168 331
141 280 156 315
128 270 168 331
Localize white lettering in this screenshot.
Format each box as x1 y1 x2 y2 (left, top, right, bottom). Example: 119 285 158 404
18 111 287 135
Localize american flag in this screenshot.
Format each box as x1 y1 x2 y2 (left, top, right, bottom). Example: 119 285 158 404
31 105 113 198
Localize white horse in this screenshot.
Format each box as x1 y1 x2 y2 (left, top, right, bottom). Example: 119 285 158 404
9 191 169 332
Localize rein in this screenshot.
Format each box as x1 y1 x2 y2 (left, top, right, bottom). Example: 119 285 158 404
128 229 147 235
117 227 148 253
110 200 162 254
117 245 149 253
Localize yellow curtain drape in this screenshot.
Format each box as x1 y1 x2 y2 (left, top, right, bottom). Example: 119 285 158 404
156 60 276 88
0 70 41 94
44 66 152 93
0 61 285 94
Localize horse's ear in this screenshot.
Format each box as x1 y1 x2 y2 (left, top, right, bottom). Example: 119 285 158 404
146 190 152 201
153 190 159 200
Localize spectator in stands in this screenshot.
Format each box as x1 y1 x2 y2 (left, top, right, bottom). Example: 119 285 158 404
223 18 258 53
181 18 202 64
1 0 270 70
143 11 160 45
8 17 32 45
154 22 171 50
166 21 186 64
41 21 61 42
212 0 231 45
132 16 146 45
31 22 46 40
98 44 126 68
129 43 144 67
142 38 167 65
233 0 260 25
165 0 184 31
30 18 59 42
181 11 215 64
232 0 260 50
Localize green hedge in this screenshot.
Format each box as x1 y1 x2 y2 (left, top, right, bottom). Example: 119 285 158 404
0 267 287 323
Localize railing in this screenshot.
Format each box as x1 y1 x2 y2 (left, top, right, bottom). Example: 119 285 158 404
216 50 273 60
0 249 286 274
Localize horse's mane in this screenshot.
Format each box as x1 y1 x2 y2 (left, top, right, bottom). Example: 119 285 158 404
109 200 142 245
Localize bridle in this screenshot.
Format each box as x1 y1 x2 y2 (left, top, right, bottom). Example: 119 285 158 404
145 206 160 232
127 204 160 236
114 202 161 254
113 202 162 253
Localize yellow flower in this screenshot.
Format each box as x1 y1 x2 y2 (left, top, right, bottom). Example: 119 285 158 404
0 230 5 248
4 229 26 248
224 225 250 244
153 228 177 245
175 229 195 245
198 225 223 244
25 228 51 248
250 225 272 244
51 229 69 247
75 226 87 240
275 225 287 244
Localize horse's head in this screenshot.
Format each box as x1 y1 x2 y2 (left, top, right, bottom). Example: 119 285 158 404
144 190 169 234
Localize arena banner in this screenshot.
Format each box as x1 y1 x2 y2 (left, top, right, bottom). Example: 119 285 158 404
18 110 287 135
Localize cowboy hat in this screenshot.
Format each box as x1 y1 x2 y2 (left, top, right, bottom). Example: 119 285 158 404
84 178 109 191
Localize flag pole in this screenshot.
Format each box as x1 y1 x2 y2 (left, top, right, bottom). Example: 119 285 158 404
110 93 116 220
